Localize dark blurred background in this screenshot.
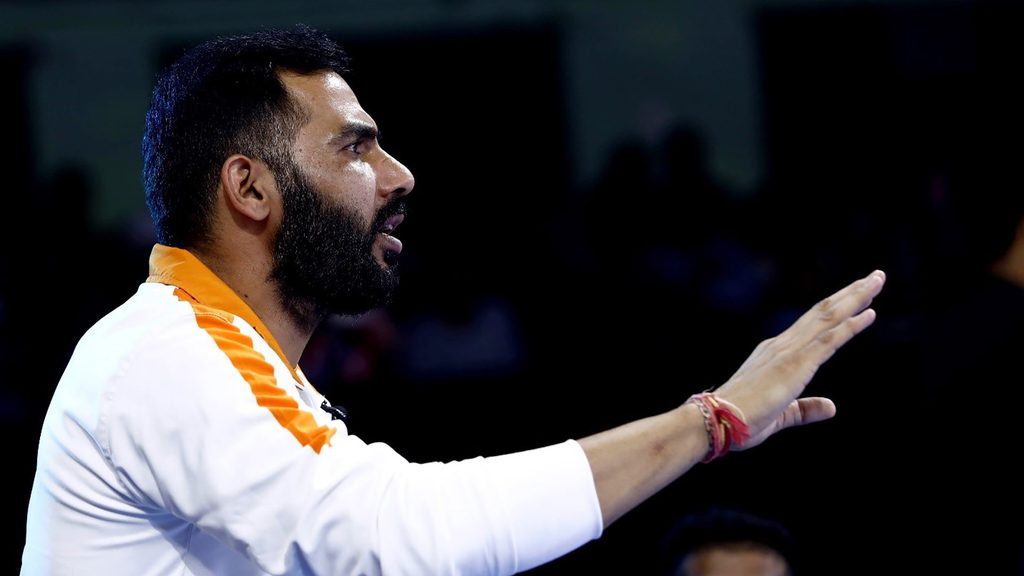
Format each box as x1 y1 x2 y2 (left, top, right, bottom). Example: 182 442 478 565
3 1 1023 574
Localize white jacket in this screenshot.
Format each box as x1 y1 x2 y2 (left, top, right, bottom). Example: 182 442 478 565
21 245 602 575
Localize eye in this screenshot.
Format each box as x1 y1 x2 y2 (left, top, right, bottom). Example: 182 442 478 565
343 140 366 155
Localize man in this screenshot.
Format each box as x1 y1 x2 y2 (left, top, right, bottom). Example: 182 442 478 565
915 141 1024 574
660 508 797 576
21 25 885 575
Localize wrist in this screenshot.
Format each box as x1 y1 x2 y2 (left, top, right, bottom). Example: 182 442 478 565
687 392 751 462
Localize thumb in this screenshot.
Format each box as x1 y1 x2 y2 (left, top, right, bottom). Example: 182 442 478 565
787 397 837 428
736 397 837 451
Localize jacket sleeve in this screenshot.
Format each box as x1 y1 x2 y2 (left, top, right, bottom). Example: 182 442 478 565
104 314 602 575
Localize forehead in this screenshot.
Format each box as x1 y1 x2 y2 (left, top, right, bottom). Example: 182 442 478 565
279 70 373 131
683 546 789 576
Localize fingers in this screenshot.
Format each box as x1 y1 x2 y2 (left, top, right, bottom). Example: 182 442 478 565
789 270 886 346
807 306 877 365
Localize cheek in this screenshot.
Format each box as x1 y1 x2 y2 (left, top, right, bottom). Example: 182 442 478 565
342 163 379 221
317 163 378 220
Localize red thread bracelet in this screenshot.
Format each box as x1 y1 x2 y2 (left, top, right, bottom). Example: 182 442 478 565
687 392 751 462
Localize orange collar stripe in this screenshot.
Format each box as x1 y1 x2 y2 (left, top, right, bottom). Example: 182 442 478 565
173 287 336 453
147 245 336 453
147 244 301 384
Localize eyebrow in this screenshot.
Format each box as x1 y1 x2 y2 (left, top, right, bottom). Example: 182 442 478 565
335 121 379 144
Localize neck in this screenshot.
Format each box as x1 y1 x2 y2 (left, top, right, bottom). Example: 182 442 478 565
192 246 316 367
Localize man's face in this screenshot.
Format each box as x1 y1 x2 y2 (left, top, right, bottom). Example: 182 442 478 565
270 71 415 319
678 545 791 576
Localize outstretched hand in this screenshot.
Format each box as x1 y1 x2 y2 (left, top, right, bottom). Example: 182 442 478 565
714 270 886 450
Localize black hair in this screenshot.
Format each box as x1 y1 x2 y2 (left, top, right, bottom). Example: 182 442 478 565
659 507 798 575
142 24 350 247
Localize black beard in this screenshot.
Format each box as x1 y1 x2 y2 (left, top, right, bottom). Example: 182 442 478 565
270 160 405 330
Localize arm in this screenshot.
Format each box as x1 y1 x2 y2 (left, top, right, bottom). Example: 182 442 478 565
110 311 600 575
580 269 886 527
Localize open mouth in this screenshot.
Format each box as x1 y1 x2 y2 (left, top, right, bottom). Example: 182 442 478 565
379 213 404 235
376 212 405 264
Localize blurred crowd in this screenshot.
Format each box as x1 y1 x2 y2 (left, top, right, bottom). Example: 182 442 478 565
4 115 1020 573
4 5 1024 571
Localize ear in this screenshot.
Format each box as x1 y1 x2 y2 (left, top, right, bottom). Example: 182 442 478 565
219 154 274 223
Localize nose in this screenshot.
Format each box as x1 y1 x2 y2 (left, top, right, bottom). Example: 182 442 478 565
378 149 415 200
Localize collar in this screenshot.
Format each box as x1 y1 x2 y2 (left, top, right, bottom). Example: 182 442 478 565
146 243 303 384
